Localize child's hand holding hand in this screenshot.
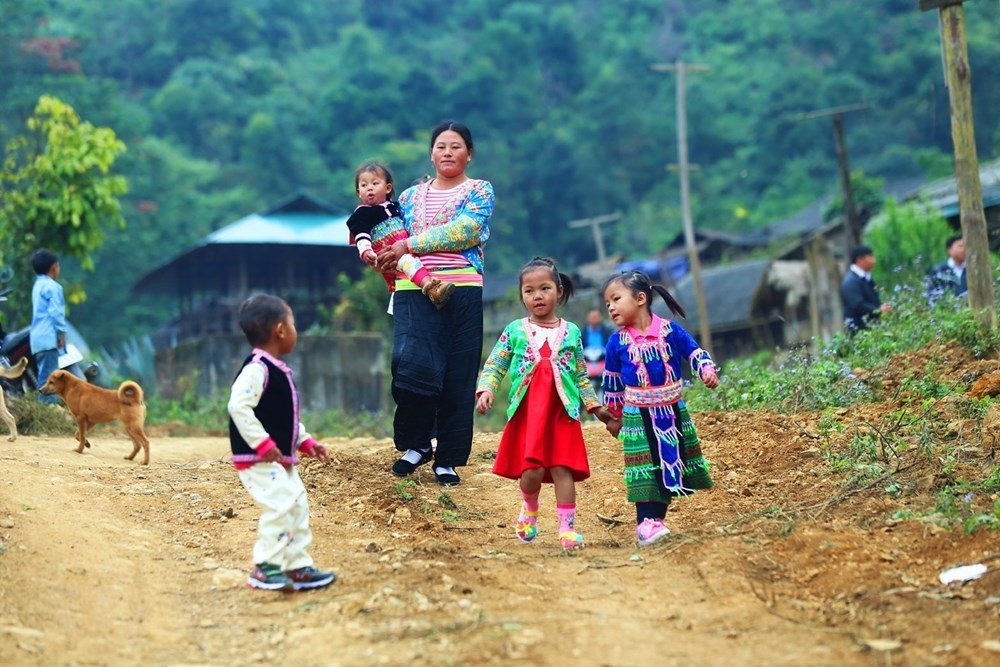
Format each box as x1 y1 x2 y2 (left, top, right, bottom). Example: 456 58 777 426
701 368 719 389
475 390 493 414
361 249 377 267
606 418 622 438
592 407 614 424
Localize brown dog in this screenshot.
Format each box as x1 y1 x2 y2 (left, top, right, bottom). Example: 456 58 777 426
40 369 150 465
0 357 29 441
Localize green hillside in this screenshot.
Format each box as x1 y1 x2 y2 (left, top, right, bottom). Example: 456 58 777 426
1 0 998 344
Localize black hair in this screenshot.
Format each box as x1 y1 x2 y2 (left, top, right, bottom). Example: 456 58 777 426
519 256 574 306
31 249 58 276
602 270 686 319
945 234 962 250
238 294 290 347
353 161 395 199
430 120 474 153
849 245 874 264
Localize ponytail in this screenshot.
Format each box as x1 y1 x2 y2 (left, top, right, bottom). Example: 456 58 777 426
651 284 686 319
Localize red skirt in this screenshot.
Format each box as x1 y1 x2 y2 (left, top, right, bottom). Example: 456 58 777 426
492 360 591 483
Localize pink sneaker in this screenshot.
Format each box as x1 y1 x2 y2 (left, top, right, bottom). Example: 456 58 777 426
559 530 584 550
516 505 538 543
636 518 671 546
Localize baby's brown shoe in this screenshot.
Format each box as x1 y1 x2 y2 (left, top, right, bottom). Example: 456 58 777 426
422 278 456 309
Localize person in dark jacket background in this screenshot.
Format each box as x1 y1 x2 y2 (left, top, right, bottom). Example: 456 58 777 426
924 235 967 306
840 245 892 332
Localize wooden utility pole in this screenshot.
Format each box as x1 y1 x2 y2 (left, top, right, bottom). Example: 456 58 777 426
567 213 619 264
920 0 996 329
795 103 868 255
650 60 713 354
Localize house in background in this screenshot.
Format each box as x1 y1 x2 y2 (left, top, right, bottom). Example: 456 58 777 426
906 157 1000 250
132 191 385 411
133 191 363 347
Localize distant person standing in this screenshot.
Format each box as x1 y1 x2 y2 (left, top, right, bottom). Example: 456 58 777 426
925 235 967 306
581 308 612 394
840 245 892 333
29 249 84 403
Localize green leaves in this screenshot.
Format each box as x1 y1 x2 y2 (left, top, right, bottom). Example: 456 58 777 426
0 95 127 294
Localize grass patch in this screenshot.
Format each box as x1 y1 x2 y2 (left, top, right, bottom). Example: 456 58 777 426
5 395 76 436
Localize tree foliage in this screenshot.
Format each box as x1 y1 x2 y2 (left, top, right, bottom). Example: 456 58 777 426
0 95 127 282
1 1 999 345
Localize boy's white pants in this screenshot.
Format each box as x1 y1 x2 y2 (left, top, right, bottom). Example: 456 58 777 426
238 462 314 570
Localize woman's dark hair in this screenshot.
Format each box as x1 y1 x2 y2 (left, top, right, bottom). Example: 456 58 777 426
353 161 395 198
31 249 58 275
238 294 290 347
519 256 574 306
430 120 474 153
602 270 686 319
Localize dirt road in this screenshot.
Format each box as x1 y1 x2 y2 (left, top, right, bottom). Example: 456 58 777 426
0 413 997 666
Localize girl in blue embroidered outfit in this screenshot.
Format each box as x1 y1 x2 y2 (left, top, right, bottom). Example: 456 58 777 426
602 270 719 547
476 258 614 550
228 294 336 591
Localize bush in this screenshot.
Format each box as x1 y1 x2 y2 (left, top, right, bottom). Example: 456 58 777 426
686 283 1000 413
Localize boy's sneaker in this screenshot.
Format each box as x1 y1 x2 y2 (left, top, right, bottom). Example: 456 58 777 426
247 563 294 591
285 566 337 591
636 518 671 546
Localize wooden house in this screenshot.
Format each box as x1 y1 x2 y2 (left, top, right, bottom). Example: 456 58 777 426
131 191 385 410
133 191 365 348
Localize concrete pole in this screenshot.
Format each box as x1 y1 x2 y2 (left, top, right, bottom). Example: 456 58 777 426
651 61 713 354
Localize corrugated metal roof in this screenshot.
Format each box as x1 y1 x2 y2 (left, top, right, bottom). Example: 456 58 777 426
205 211 350 246
132 191 355 295
908 157 1000 216
667 259 771 332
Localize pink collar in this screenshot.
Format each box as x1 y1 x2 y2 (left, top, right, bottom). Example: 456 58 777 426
252 348 290 372
626 314 663 340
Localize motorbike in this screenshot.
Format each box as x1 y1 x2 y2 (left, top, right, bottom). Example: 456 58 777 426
0 285 37 396
0 280 100 397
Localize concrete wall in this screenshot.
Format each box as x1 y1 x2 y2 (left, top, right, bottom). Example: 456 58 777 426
154 333 386 412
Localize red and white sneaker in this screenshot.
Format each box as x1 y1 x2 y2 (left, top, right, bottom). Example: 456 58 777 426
285 566 337 591
636 518 671 546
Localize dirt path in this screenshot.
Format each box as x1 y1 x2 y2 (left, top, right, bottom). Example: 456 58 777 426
0 416 997 666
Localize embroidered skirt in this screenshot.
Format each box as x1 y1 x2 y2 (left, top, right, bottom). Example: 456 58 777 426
621 401 712 503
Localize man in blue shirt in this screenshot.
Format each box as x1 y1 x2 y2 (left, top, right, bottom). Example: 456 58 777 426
30 249 83 403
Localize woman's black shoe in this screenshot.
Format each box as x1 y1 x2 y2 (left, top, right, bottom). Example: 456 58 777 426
390 449 432 477
434 470 461 486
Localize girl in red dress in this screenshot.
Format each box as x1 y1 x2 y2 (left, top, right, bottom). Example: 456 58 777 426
476 258 614 549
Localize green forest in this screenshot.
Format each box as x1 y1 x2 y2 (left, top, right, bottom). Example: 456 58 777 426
1 0 999 346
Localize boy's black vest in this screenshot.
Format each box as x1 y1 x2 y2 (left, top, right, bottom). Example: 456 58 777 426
228 353 297 458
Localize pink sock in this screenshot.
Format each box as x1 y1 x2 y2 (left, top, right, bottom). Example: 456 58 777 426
557 503 576 533
519 485 540 512
411 267 430 286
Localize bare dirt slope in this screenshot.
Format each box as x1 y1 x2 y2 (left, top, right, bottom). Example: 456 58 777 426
0 396 998 666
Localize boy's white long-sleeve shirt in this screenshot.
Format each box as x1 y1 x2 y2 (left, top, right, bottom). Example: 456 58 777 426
228 361 313 451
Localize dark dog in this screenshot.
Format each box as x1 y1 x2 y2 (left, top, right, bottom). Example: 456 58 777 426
39 370 150 464
0 357 28 441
